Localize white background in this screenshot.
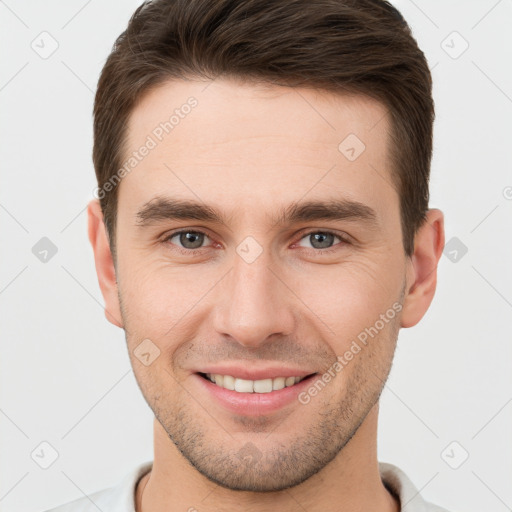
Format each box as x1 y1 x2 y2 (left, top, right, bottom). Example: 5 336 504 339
1 1 511 511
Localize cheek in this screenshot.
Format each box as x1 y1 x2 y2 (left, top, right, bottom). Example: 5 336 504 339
119 240 404 342
296 257 403 344
119 261 219 338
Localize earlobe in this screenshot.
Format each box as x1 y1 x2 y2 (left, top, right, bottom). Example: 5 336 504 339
400 209 445 328
87 199 124 329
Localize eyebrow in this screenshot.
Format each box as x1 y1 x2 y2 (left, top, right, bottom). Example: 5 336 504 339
135 196 379 230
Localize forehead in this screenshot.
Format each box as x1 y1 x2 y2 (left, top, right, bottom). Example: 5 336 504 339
119 77 398 228
126 77 389 152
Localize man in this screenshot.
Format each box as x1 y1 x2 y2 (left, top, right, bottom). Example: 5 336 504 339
46 0 450 510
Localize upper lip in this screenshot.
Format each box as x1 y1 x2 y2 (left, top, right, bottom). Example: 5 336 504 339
196 365 317 381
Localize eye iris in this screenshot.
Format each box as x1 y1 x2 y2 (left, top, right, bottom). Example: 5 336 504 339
174 232 337 250
310 232 335 249
180 231 204 249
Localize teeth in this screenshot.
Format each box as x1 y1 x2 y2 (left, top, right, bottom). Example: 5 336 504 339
222 375 235 390
273 377 285 390
254 379 273 393
235 378 254 393
204 373 307 393
285 376 295 387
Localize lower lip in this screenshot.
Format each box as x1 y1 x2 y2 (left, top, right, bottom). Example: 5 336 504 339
193 373 318 416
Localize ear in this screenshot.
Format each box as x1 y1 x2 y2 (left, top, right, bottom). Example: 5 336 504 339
400 209 445 328
87 199 124 328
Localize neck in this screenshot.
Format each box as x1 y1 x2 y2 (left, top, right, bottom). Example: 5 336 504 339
136 404 400 512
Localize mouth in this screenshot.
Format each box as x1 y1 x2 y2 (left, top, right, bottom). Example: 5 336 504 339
196 371 318 394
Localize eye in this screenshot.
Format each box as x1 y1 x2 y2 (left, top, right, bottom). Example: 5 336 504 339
296 230 347 252
161 228 349 255
164 230 211 251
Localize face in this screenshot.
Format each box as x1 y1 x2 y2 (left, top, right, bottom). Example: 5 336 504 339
91 78 438 492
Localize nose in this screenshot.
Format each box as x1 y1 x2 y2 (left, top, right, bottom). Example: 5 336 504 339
212 248 295 349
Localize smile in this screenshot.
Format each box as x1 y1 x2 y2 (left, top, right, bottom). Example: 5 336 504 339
199 372 316 393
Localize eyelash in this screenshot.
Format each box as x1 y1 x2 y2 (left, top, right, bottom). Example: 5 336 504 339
161 229 350 255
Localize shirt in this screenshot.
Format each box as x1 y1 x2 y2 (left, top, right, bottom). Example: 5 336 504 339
43 461 452 512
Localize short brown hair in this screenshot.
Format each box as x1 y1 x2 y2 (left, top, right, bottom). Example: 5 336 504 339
93 0 434 260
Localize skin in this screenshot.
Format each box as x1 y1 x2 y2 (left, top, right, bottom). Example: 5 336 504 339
88 78 444 512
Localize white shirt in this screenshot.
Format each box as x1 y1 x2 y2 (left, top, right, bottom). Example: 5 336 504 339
44 461 452 512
